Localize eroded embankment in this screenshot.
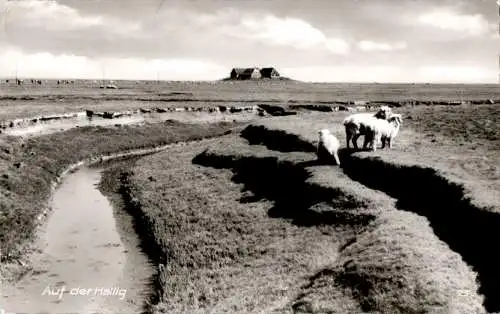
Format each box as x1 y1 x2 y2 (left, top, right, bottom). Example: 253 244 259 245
340 153 500 312
216 125 487 313
116 167 169 309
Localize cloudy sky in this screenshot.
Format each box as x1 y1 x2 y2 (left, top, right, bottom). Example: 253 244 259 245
0 0 498 82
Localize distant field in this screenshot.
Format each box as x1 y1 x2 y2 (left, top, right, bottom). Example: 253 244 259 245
1 80 499 101
0 80 498 122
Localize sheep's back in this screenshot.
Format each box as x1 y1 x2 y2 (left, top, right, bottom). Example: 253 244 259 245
363 118 392 135
342 112 378 126
319 133 339 153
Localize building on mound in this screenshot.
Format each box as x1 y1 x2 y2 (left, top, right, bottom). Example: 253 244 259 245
229 67 281 80
260 67 280 79
230 68 262 80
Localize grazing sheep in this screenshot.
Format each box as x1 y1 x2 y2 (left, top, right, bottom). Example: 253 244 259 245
317 129 341 165
342 106 393 149
364 113 403 151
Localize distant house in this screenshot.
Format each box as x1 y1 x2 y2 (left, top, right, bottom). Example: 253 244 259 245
260 67 280 79
230 67 262 80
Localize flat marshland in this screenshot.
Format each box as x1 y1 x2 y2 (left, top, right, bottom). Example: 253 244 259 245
0 80 499 313
1 80 499 120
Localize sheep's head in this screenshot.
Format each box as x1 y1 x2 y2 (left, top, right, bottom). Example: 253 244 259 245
374 106 393 119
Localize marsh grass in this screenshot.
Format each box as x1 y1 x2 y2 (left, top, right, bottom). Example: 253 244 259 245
123 104 491 313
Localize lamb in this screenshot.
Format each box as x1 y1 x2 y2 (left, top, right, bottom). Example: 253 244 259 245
342 106 393 149
317 129 341 165
364 113 403 151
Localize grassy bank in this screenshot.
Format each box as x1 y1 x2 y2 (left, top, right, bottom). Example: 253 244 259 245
121 138 353 313
0 120 240 270
123 111 487 312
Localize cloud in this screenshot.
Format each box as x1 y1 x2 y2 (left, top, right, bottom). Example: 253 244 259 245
357 40 407 52
6 0 103 29
0 0 496 83
0 48 226 80
416 10 493 36
193 10 350 55
240 15 350 54
4 0 141 37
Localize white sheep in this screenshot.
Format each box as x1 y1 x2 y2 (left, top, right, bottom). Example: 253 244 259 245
342 106 393 149
364 113 403 151
317 129 341 165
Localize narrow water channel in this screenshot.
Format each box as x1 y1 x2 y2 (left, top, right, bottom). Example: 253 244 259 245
1 166 154 313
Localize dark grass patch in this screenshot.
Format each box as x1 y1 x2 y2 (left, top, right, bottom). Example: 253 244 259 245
240 125 317 153
193 151 376 228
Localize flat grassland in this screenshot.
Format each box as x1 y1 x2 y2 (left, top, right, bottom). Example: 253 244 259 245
1 80 499 121
0 81 499 313
125 103 499 313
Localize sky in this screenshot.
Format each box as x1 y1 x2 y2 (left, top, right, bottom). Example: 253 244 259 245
0 0 498 83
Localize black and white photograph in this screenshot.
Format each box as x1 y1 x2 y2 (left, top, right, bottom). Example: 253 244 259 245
0 0 499 313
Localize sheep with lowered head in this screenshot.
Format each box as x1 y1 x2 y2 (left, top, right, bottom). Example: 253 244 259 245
343 106 393 149
364 113 403 151
317 129 341 165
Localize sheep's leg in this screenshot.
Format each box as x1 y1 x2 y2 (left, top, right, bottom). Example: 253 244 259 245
317 144 327 161
381 137 386 149
333 151 341 166
352 133 360 149
366 135 373 149
345 130 351 148
363 133 372 150
388 138 393 149
362 136 369 150
372 134 380 152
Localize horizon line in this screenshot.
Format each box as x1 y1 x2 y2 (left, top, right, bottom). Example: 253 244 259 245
0 77 497 85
